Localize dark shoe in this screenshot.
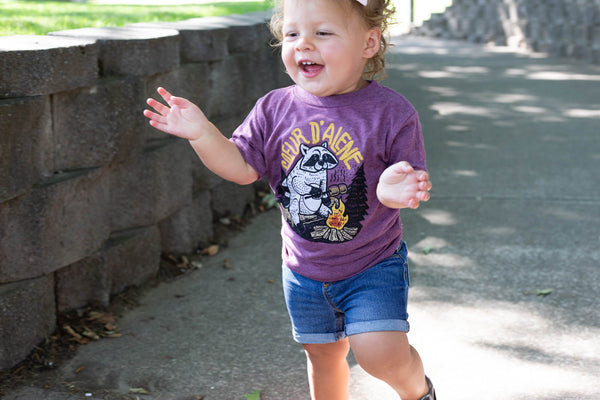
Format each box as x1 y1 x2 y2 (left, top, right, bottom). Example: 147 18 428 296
418 376 436 400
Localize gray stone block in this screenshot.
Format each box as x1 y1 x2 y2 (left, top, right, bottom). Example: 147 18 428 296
51 77 146 171
206 13 271 54
0 35 98 98
108 139 193 232
104 225 161 295
55 254 111 313
0 96 51 202
159 190 213 254
192 159 224 192
50 27 180 77
130 20 229 63
0 275 55 370
205 55 251 120
0 168 110 283
210 180 255 219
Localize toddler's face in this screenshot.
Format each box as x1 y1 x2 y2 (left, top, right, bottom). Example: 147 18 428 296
281 0 376 97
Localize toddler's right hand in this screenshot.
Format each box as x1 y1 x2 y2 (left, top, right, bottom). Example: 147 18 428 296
143 87 208 141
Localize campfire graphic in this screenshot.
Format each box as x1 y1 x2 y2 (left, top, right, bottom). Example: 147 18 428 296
326 200 349 230
312 195 359 242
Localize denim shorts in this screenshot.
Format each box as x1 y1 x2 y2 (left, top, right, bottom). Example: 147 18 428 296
282 242 411 344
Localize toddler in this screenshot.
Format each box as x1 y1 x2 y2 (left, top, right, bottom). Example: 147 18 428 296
144 0 435 399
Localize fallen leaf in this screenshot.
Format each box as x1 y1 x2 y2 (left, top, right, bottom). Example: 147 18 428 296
63 325 82 340
81 329 100 340
524 288 553 297
101 332 122 338
129 387 150 394
223 259 232 269
75 366 85 374
201 244 220 256
243 389 262 400
421 246 433 255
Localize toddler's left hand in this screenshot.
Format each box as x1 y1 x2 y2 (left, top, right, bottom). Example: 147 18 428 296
377 161 432 209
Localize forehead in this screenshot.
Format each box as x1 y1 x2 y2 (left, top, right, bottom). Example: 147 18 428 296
282 0 354 23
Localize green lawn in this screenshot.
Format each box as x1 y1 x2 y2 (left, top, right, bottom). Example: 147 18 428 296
0 0 272 36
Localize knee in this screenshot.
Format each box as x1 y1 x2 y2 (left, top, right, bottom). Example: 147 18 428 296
303 339 350 363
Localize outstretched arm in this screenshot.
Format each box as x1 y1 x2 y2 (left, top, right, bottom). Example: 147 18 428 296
144 87 258 185
376 161 432 209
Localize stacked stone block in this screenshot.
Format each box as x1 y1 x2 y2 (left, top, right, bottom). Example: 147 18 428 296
415 0 600 64
0 11 290 370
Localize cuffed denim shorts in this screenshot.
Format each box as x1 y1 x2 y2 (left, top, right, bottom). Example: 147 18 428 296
282 242 411 344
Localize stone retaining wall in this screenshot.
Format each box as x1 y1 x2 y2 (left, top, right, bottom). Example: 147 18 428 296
0 11 290 370
415 0 600 64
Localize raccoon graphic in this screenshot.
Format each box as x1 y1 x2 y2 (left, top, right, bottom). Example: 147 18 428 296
282 143 338 226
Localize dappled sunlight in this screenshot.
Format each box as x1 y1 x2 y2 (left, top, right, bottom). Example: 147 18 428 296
502 62 600 81
526 71 600 81
444 65 490 74
492 93 537 103
446 124 472 132
409 300 600 400
431 102 495 117
452 169 479 177
512 105 548 114
409 251 474 269
564 109 600 118
418 209 457 226
423 86 460 97
418 70 456 79
445 140 495 150
386 63 421 72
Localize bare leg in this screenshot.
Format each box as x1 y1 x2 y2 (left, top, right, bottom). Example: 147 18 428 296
349 331 428 400
302 338 351 400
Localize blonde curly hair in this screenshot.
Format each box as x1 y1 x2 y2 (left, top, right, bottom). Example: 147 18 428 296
269 0 396 80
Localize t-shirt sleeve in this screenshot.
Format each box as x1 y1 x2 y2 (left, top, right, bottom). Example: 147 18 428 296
229 99 268 180
388 109 428 172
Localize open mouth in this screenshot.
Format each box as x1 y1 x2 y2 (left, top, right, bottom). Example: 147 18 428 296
299 60 324 77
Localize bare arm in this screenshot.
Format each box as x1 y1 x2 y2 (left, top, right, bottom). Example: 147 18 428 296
144 87 259 185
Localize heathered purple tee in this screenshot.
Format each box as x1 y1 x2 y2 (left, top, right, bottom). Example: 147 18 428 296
230 81 427 282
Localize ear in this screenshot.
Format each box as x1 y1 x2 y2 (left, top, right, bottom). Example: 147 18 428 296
363 27 381 59
300 143 309 155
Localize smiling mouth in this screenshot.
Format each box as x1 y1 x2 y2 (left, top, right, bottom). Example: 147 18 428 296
299 61 324 77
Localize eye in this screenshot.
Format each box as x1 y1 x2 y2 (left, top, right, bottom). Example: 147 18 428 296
316 31 332 36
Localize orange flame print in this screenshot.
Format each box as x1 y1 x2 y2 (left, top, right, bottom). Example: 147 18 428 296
327 200 349 230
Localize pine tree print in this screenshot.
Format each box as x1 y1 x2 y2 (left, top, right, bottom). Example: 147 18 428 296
345 164 368 227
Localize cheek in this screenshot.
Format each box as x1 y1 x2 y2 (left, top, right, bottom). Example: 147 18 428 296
281 45 295 70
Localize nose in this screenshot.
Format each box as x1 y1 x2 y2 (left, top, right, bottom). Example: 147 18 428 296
295 35 314 52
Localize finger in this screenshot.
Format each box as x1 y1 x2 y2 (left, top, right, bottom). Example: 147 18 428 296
419 180 433 191
157 87 177 107
408 198 420 209
415 170 430 182
146 98 170 115
393 161 414 174
143 109 166 123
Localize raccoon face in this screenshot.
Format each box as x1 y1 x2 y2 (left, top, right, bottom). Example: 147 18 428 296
299 143 338 172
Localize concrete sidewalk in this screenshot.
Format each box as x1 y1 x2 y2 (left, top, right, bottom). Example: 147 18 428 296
4 37 600 400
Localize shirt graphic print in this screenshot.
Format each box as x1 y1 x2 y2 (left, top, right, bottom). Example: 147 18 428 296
275 122 368 243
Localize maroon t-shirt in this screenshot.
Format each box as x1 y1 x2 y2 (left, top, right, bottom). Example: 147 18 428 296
231 81 427 282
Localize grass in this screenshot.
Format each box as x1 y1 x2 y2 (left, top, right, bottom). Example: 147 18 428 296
0 0 273 36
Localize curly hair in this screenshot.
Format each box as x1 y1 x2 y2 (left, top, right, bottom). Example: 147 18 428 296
269 0 396 80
